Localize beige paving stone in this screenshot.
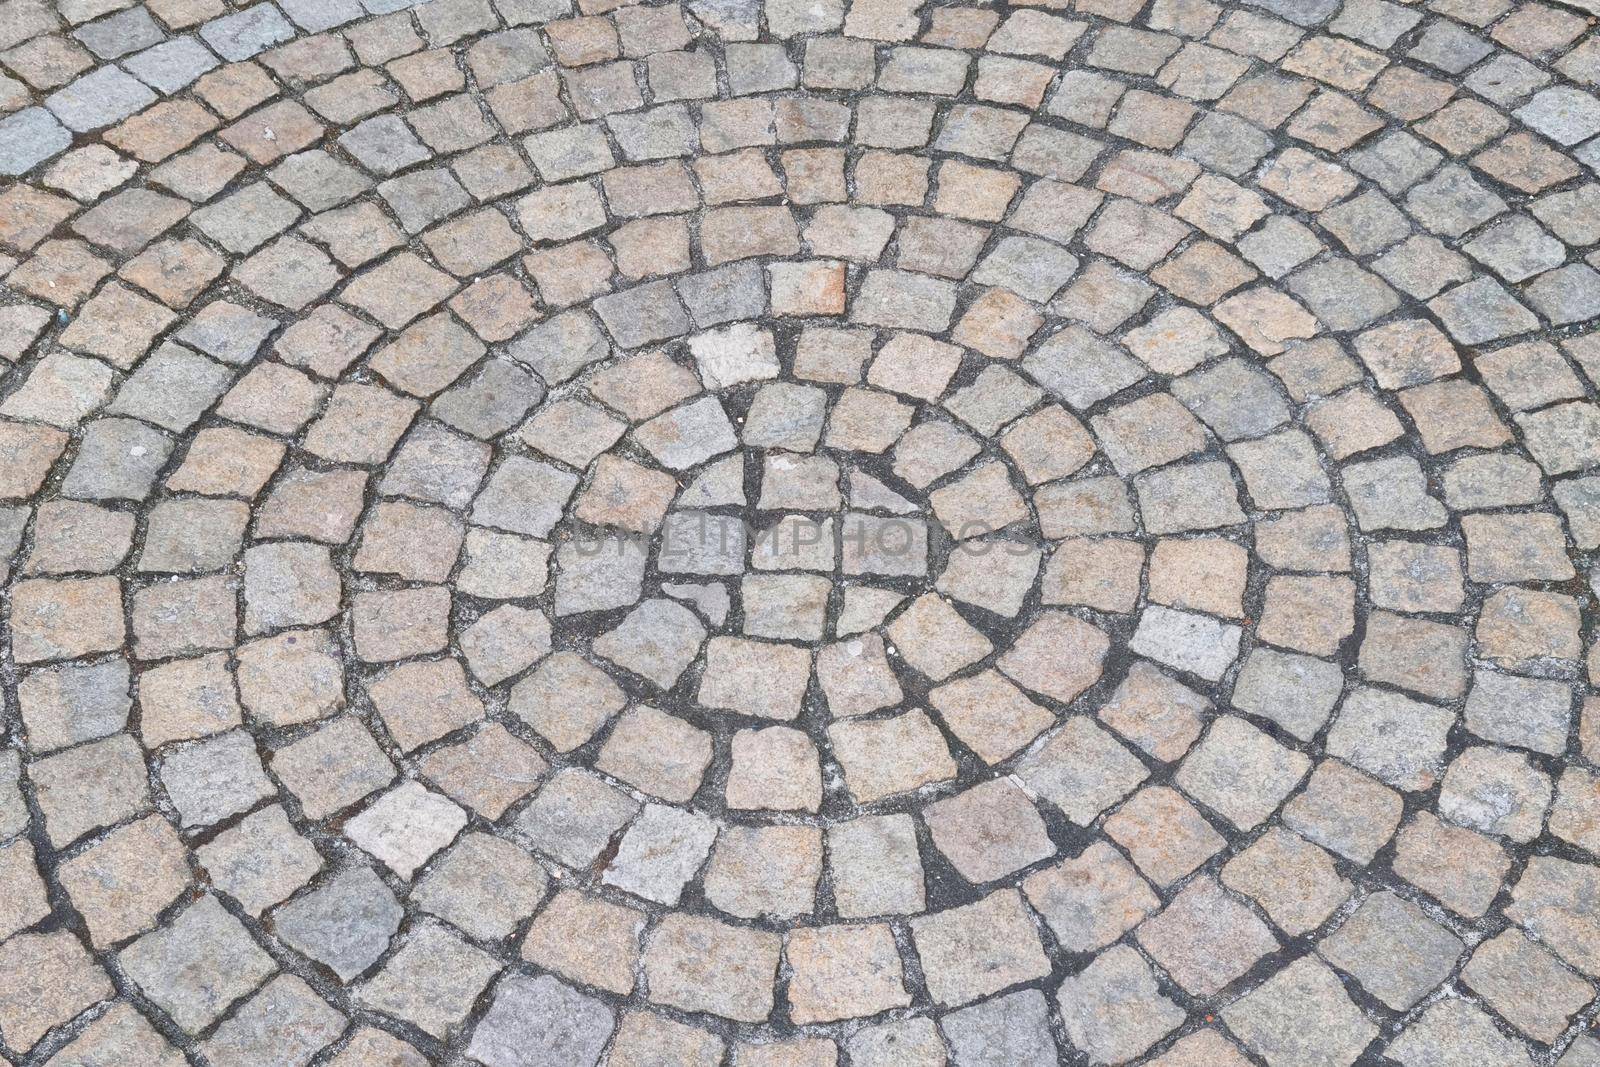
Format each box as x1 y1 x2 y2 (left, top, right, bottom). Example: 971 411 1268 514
413 832 548 942
644 915 782 1022
1138 876 1280 996
926 778 1054 883
523 889 647 995
1463 929 1594 1043
1023 841 1158 953
1224 828 1351 936
43 1000 186 1066
0 838 49 942
10 576 125 664
597 705 712 802
58 814 189 947
353 922 502 1040
704 824 822 919
0 931 113 1052
1104 786 1225 887
1391 811 1511 919
928 669 1053 764
608 1012 721 1067
1059 945 1184 1063
31 734 150 847
726 725 822 812
785 924 911 1024
829 709 958 803
910 889 1050 1007
1098 661 1207 762
828 813 926 918
1224 957 1377 1067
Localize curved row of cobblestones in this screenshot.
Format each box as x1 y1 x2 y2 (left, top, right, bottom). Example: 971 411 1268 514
4 0 1600 1063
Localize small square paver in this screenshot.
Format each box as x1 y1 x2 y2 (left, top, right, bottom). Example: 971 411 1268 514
0 931 114 1053
354 922 503 1040
120 895 276 1033
344 781 468 880
1319 891 1464 1010
911 890 1050 1007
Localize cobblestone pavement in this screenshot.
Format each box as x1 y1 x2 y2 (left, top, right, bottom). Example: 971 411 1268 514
5 0 1600 1063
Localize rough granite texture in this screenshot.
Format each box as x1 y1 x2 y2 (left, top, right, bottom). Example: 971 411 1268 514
1 0 1600 1063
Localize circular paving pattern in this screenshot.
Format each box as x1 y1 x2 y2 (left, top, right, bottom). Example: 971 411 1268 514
5 0 1600 1064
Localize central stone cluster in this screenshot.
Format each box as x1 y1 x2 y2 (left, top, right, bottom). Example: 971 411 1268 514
490 317 1121 824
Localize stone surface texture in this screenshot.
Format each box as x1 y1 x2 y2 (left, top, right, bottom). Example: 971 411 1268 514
0 0 1598 1062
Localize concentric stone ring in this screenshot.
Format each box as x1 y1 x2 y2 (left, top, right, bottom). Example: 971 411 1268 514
4 0 1600 1062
